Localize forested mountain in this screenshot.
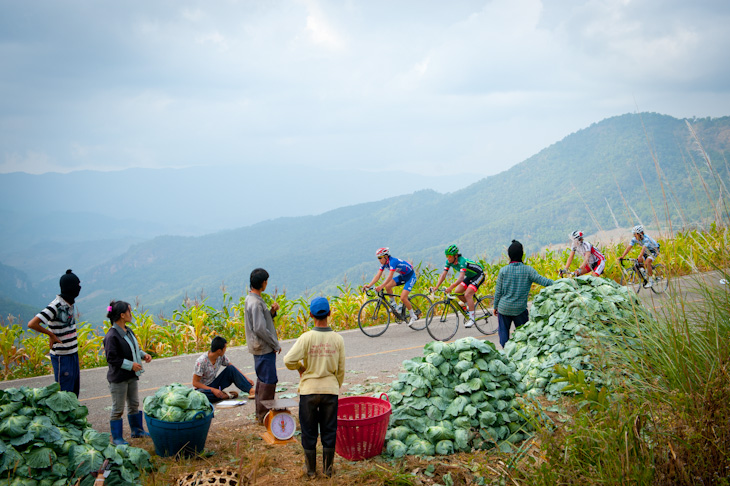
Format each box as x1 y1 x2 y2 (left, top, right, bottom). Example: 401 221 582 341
2 112 728 325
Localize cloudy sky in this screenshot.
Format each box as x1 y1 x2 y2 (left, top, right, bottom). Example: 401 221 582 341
1 0 729 177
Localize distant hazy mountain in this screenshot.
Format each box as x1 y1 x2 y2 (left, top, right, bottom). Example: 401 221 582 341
0 165 473 282
0 263 43 325
2 112 728 325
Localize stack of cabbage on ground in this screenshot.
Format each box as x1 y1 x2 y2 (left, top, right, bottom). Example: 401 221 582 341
0 383 152 486
143 383 213 422
503 276 651 400
385 337 530 457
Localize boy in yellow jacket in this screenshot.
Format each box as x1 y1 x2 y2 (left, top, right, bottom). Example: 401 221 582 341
284 297 345 479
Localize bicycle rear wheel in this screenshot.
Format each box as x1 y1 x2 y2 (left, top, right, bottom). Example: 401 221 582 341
358 299 390 337
406 293 432 331
473 297 497 335
650 264 669 294
426 300 460 341
620 268 642 293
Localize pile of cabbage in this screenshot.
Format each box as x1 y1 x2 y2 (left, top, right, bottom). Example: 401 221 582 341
384 337 530 457
503 276 651 400
143 383 212 422
0 383 152 486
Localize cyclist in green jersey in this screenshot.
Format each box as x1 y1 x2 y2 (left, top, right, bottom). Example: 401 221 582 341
431 245 485 328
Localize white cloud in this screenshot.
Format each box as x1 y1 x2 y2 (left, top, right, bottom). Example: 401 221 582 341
304 10 344 50
0 1 728 177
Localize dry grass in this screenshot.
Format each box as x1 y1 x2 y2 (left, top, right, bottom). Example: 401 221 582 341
133 404 524 486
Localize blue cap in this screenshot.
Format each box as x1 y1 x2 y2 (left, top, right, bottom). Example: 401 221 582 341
310 297 330 318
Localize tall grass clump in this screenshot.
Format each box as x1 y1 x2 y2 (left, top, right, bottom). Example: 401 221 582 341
518 268 730 485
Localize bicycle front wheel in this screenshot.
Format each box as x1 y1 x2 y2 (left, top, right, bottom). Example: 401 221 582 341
426 300 460 341
407 293 432 331
474 297 497 335
620 269 642 293
651 264 669 294
358 299 390 337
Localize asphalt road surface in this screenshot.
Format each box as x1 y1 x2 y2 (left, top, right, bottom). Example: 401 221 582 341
1 270 724 431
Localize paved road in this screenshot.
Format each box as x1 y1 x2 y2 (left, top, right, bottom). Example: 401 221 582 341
1 270 724 431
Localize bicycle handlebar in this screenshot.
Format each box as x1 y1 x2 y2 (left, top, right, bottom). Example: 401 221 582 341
619 258 639 268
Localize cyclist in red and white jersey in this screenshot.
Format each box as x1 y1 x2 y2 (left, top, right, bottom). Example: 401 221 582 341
563 230 606 277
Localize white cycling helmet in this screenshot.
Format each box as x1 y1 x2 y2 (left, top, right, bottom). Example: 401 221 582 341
375 247 389 258
570 230 583 241
633 224 644 234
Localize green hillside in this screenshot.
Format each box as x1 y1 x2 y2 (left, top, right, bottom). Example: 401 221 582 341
5 112 730 325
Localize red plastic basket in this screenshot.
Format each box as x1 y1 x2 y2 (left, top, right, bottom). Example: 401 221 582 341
336 393 392 461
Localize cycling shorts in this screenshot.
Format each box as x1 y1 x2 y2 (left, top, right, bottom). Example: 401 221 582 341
393 271 417 292
642 248 659 261
459 272 485 292
588 258 606 276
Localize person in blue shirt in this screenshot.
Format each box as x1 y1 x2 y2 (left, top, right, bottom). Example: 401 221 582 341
363 247 420 328
619 224 661 288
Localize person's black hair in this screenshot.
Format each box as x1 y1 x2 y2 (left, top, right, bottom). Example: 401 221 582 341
107 300 131 325
250 268 269 290
508 240 524 262
211 336 227 353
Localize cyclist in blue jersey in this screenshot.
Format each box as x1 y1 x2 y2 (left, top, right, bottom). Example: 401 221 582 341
430 245 485 328
364 248 420 328
619 225 661 288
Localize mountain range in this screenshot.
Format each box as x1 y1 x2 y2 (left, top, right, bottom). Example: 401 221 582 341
1 112 728 326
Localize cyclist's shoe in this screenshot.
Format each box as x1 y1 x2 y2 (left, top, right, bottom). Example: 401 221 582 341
407 316 418 328
464 319 475 329
644 278 654 288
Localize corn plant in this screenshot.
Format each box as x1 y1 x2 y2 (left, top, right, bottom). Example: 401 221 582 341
156 320 189 357
17 333 53 379
130 309 162 356
167 301 216 354
266 291 306 340
0 323 28 379
76 321 106 369
330 283 365 331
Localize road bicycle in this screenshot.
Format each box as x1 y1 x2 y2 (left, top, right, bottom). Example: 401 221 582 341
424 290 497 342
357 289 432 337
619 258 669 294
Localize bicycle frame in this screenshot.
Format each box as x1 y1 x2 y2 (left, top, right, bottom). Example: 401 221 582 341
433 290 492 321
363 289 407 319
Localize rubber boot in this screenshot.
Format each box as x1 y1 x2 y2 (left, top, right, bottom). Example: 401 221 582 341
323 448 335 478
303 449 317 479
128 411 151 438
256 382 277 424
110 419 128 445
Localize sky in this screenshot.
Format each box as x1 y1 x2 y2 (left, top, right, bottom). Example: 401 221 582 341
1 0 729 178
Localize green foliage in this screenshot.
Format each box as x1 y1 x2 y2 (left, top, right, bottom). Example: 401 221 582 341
143 383 212 422
503 276 653 400
385 337 530 456
552 364 609 411
0 383 151 485
516 268 730 485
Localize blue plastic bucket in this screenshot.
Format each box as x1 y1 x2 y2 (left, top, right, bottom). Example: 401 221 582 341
144 409 214 458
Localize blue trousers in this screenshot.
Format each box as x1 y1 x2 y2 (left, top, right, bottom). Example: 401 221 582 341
498 309 530 348
51 352 80 397
198 365 253 403
254 352 278 385
299 394 338 450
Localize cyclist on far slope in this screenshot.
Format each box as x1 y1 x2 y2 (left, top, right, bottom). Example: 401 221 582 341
619 224 661 288
563 230 606 277
363 248 420 328
431 245 485 328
